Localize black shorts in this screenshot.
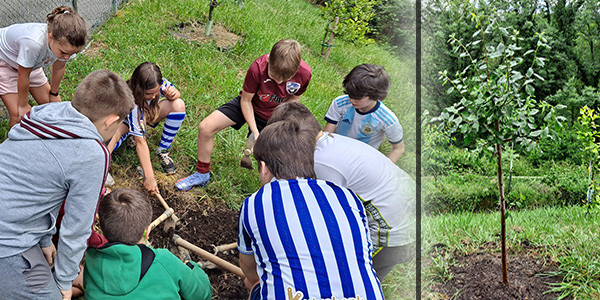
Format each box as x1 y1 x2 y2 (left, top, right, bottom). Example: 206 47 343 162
217 96 268 132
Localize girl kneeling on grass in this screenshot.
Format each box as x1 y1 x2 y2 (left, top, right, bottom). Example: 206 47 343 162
0 6 87 127
107 62 186 194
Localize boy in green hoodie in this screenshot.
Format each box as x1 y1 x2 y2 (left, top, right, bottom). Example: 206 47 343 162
83 189 212 299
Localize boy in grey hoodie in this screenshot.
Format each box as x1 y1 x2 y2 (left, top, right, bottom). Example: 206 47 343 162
0 69 134 300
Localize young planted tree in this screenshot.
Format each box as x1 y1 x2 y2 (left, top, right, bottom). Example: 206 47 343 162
205 0 245 36
434 14 564 285
320 0 377 61
577 106 600 212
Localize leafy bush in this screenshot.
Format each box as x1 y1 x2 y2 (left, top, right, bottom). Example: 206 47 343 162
527 123 587 165
424 172 499 213
425 162 588 214
423 124 495 177
368 0 414 53
321 0 377 45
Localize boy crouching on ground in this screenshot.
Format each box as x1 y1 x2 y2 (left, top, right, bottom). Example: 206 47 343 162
237 120 383 300
83 189 212 299
269 102 415 281
0 69 134 300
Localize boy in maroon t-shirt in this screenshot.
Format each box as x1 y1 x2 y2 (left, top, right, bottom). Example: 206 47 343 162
176 39 312 190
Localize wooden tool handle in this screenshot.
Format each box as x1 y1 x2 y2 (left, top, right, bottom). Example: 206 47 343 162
214 242 238 253
149 208 174 230
173 235 245 278
155 192 170 210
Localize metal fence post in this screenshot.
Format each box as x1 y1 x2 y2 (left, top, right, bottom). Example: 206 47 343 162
72 0 78 13
113 0 118 13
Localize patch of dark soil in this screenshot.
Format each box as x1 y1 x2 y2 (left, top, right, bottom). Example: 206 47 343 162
172 21 241 51
145 188 247 300
431 244 567 300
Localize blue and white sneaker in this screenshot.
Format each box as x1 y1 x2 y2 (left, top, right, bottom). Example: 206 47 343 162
175 172 210 191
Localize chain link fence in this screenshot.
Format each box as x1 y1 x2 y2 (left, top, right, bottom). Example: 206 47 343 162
1 0 129 32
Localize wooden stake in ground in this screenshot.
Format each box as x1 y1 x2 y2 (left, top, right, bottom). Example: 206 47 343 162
321 16 339 62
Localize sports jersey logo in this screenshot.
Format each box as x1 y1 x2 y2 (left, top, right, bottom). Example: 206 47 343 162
286 81 300 94
361 123 375 136
258 91 271 102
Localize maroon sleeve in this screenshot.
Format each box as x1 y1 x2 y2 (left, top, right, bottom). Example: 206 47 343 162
242 59 261 94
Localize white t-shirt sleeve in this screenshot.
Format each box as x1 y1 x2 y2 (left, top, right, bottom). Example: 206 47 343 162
324 96 345 124
385 121 404 144
16 38 43 68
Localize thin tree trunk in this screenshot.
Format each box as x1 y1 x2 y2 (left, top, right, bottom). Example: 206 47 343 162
321 19 332 56
324 16 339 62
206 1 217 36
496 120 509 286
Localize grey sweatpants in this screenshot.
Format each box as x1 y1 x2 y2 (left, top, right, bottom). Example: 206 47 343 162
0 245 62 300
372 243 416 281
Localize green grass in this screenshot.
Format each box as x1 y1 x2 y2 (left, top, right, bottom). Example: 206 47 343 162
422 205 600 299
54 0 415 209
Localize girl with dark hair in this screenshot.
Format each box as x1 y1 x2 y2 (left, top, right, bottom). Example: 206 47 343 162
107 62 186 193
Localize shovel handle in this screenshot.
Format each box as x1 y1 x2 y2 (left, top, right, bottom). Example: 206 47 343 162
155 193 170 210
214 242 238 253
149 208 174 230
173 235 245 278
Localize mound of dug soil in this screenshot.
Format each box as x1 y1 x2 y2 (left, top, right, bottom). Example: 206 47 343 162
146 189 247 299
430 242 567 299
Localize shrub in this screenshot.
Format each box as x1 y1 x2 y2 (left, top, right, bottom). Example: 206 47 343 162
425 162 587 214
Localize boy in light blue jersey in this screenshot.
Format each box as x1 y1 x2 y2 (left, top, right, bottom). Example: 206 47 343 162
238 120 383 300
324 64 405 163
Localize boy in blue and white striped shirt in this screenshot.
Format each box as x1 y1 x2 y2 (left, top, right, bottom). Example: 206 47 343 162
238 120 383 300
324 64 405 163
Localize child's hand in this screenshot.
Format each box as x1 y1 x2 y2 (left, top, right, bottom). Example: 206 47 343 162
17 103 32 120
144 176 160 194
41 244 56 267
60 288 72 300
49 94 62 103
163 85 179 100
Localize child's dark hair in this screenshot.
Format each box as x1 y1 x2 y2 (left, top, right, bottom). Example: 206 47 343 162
268 39 302 81
343 64 390 101
268 102 321 139
254 120 316 180
46 6 87 48
98 189 153 245
128 62 163 125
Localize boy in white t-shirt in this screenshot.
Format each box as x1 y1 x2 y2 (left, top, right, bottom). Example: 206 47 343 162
324 64 405 163
0 6 87 127
270 102 415 281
